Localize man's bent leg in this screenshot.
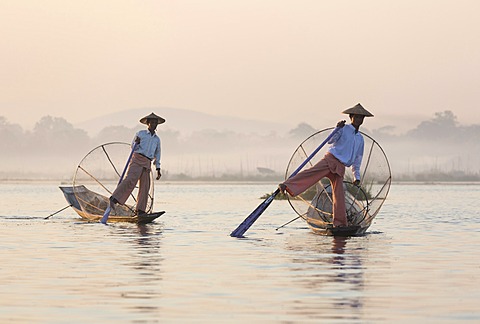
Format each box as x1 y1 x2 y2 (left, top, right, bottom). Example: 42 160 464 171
283 158 331 197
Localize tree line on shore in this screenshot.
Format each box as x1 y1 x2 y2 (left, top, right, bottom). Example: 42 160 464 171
1 110 479 181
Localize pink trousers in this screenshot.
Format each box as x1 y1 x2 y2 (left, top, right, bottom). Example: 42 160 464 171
283 153 348 226
111 153 151 212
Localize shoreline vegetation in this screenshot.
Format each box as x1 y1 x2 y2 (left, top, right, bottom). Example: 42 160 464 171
1 170 479 184
2 111 480 183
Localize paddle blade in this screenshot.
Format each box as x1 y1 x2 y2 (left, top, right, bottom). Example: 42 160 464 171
230 189 280 237
100 205 111 224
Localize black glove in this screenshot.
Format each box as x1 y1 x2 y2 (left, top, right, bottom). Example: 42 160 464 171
336 120 346 128
353 180 360 186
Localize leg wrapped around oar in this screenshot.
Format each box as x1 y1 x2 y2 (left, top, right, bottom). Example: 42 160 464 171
230 127 340 238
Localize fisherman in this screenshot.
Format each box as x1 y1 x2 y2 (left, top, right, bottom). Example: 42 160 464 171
109 112 164 215
278 103 373 227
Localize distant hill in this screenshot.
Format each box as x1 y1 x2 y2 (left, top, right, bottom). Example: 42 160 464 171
75 106 289 136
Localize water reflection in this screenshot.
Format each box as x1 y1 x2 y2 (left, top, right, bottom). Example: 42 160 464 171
328 237 364 311
285 235 367 321
131 224 164 273
111 223 164 319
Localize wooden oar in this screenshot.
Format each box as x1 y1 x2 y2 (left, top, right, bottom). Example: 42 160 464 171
100 143 137 224
230 126 340 238
44 204 72 220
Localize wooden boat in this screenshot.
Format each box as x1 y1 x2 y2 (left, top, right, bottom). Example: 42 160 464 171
304 216 366 236
59 185 164 224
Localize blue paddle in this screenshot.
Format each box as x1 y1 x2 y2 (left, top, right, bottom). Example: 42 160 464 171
101 143 138 224
230 126 341 237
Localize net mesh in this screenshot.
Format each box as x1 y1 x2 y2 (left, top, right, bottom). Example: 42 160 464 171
285 128 391 228
72 142 154 216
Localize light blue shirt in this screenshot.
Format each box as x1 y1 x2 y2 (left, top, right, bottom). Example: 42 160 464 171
133 130 161 169
327 124 364 180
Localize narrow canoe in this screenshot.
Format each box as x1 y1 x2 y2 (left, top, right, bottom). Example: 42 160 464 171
59 185 164 224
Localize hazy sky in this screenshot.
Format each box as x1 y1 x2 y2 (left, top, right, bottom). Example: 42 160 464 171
1 0 479 131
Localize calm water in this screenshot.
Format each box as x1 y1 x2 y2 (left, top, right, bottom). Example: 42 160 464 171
1 181 479 323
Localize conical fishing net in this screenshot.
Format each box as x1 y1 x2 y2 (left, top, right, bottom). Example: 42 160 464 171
285 128 391 228
72 142 154 217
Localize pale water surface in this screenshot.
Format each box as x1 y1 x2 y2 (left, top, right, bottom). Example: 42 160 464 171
0 182 479 323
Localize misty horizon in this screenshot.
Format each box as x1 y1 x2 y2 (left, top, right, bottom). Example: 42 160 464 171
1 108 479 181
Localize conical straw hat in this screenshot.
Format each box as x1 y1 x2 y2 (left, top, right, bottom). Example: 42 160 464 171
139 112 166 125
342 103 374 117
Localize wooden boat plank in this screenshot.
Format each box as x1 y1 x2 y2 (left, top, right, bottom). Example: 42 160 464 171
73 207 165 224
